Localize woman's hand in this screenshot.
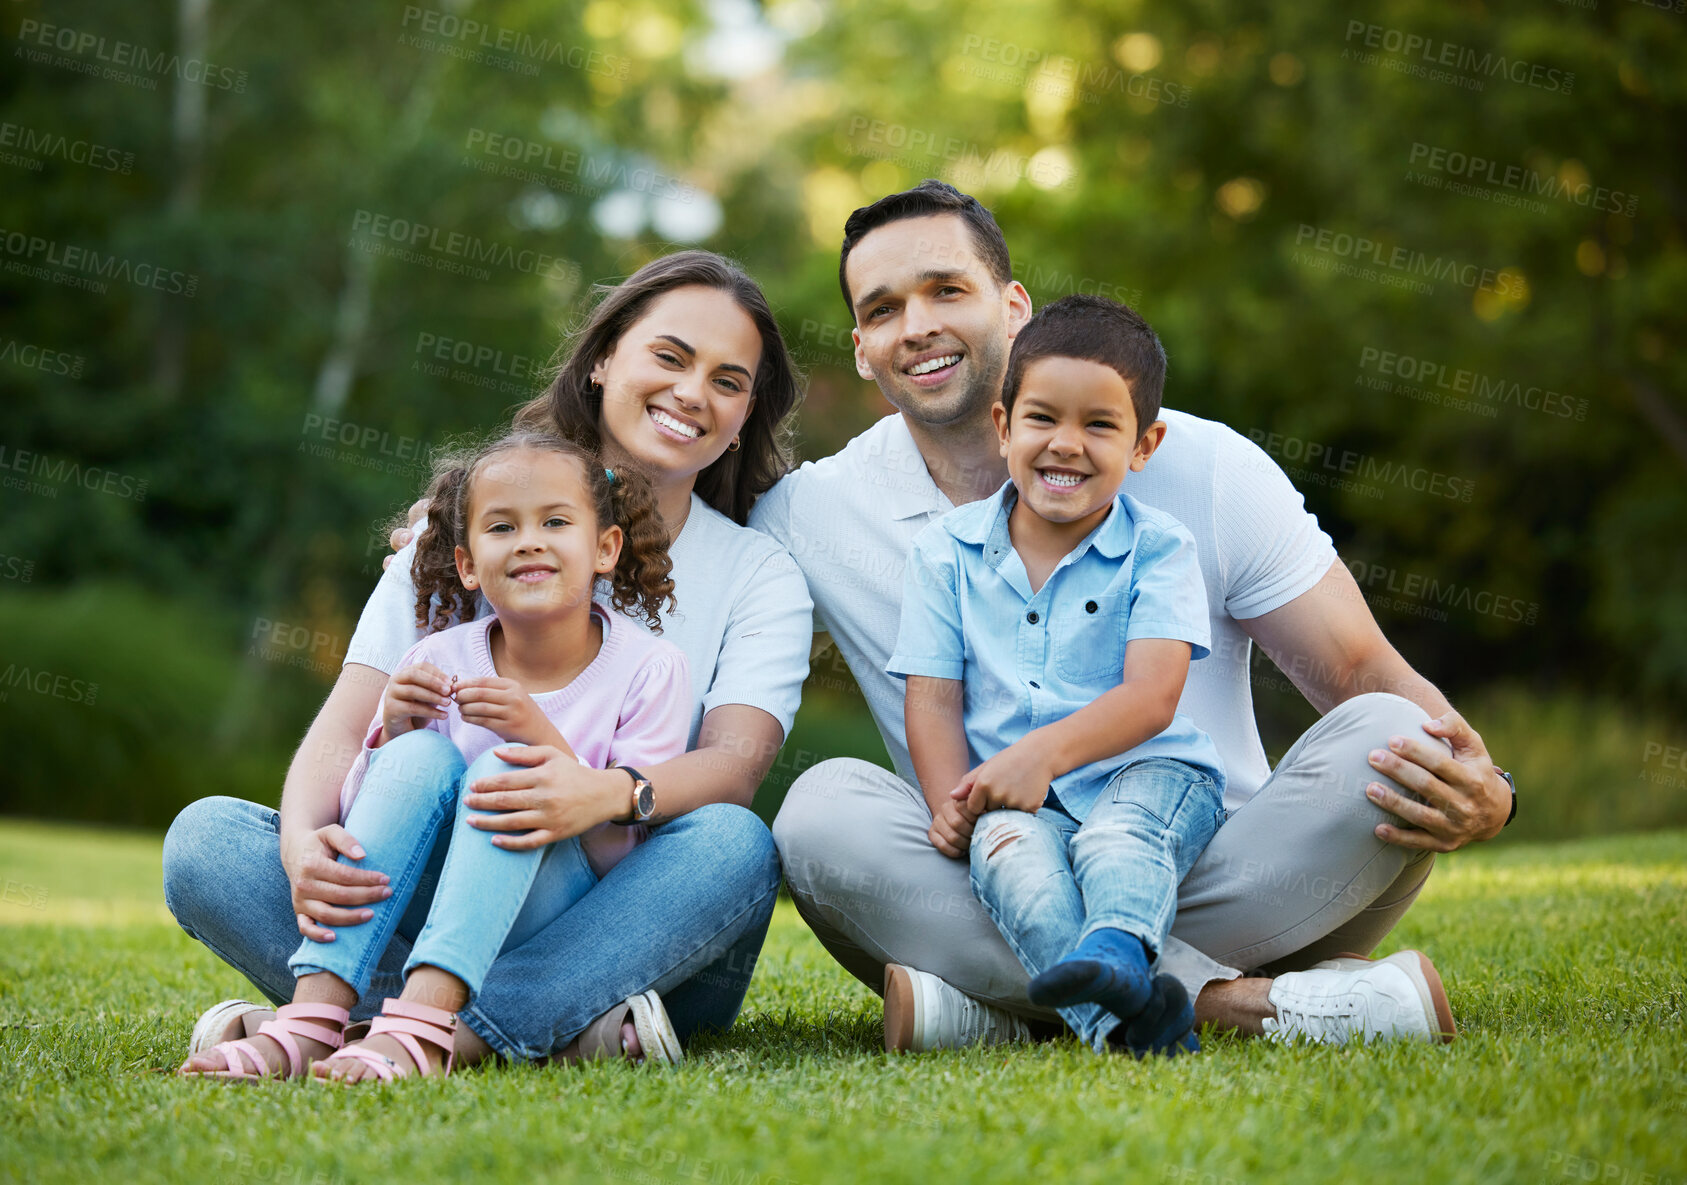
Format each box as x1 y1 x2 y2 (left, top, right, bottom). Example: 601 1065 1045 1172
381 497 431 571
379 662 453 743
281 824 391 943
453 676 570 749
462 747 626 850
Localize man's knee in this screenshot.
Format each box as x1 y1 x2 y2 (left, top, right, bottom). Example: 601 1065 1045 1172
1327 692 1434 741
772 758 875 864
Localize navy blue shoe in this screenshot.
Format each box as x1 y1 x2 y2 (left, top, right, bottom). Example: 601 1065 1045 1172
1028 928 1153 1019
1108 974 1199 1058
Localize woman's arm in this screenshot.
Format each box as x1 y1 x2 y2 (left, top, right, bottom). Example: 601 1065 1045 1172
278 662 394 941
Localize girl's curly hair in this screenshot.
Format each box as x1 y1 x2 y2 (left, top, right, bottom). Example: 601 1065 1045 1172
410 430 676 634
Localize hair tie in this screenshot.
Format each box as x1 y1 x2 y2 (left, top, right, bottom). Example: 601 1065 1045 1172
604 467 617 486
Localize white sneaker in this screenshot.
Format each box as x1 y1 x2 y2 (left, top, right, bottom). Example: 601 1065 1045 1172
187 998 269 1058
882 964 1033 1053
1262 950 1456 1046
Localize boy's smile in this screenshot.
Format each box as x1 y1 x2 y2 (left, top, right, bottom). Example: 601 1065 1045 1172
993 356 1166 543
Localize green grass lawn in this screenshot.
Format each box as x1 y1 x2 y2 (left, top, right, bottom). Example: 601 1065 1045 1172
1 820 1683 1185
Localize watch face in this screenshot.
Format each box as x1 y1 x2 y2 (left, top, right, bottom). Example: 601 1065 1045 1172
635 781 655 819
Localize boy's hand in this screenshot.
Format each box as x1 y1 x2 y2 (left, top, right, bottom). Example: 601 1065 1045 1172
956 737 1056 815
928 794 980 859
453 676 564 747
379 662 454 744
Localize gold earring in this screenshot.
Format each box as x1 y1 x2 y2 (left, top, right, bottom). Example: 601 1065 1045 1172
727 438 741 451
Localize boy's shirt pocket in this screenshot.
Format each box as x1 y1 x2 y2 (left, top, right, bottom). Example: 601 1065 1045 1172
1052 587 1128 685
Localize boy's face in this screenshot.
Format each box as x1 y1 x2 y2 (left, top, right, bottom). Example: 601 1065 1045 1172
991 356 1166 526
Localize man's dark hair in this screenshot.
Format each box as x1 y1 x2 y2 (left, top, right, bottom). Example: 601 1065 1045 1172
1000 294 1168 437
837 179 1013 314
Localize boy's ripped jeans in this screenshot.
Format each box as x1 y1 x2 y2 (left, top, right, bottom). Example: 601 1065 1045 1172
969 757 1225 1051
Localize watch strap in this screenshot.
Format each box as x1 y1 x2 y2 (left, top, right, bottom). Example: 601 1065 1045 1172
616 765 653 823
1495 767 1517 826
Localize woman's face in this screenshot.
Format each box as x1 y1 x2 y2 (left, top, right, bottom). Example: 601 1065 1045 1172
592 284 762 489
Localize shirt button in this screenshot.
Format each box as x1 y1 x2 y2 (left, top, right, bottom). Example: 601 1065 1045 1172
1027 610 1039 624
1029 681 1040 689
1086 600 1098 613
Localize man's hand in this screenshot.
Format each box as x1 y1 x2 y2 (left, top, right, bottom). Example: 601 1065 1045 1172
1364 709 1510 852
381 497 431 571
956 737 1055 817
281 824 391 942
453 676 566 748
927 794 979 859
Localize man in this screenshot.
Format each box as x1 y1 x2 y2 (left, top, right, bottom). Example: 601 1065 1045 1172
752 181 1513 1053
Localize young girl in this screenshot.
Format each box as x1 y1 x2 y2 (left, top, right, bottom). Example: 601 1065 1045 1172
187 430 692 1083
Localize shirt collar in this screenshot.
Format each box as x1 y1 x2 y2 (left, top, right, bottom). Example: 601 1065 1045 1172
948 480 1136 560
872 414 954 522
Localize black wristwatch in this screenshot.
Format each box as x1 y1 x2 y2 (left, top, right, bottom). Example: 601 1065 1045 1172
617 765 656 824
1495 766 1517 827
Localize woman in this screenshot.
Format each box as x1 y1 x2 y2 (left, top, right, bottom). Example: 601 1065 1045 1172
165 250 813 1074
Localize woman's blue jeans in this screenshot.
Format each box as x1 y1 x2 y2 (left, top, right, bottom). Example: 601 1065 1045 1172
162 738 780 1060
969 758 1225 1052
287 730 599 1005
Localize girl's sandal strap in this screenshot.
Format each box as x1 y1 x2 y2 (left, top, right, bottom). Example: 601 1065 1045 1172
275 1001 351 1027
253 1002 350 1077
378 997 457 1029
199 1038 270 1079
316 1047 400 1084
368 1014 456 1074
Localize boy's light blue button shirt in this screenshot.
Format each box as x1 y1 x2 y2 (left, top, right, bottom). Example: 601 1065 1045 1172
887 481 1226 823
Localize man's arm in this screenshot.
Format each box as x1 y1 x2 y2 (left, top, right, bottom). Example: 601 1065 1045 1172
1240 559 1510 850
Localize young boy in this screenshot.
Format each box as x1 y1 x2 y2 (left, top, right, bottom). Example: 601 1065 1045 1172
888 294 1225 1057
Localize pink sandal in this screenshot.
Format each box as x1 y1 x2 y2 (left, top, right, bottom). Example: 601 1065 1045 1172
314 998 457 1084
182 1001 349 1081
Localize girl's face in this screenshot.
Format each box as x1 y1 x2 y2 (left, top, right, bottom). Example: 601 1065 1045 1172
454 448 620 621
591 284 762 490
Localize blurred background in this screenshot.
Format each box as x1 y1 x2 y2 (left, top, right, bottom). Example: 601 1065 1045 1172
1 0 1682 841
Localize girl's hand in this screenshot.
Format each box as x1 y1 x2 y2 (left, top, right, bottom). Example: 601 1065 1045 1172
452 676 568 748
379 662 454 743
281 824 391 943
462 747 624 850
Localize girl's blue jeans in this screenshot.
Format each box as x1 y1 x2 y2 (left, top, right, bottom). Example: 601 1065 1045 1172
286 729 598 1005
969 758 1225 1052
162 736 779 1060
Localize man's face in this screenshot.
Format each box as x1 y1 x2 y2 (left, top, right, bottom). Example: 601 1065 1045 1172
845 214 1031 430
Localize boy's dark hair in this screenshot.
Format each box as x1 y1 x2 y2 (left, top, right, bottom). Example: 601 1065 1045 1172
837 180 1012 314
1000 294 1168 437
412 430 676 634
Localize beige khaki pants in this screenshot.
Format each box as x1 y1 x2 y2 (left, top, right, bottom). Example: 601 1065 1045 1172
773 692 1441 1016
